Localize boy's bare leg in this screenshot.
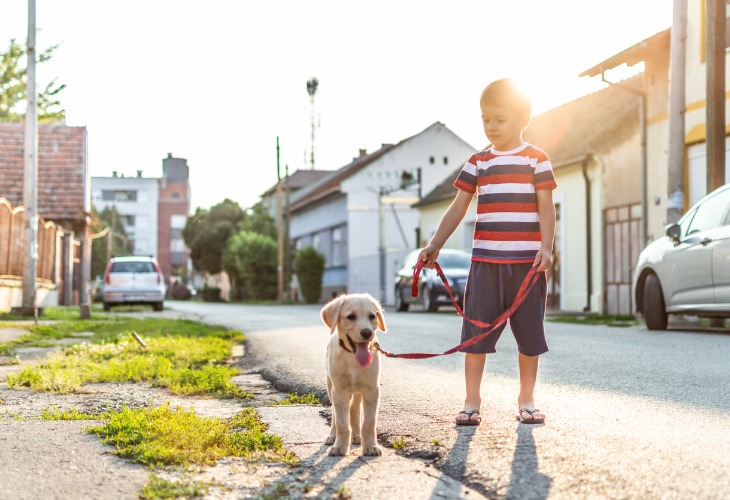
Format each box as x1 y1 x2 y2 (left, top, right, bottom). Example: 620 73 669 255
456 353 486 423
517 353 545 421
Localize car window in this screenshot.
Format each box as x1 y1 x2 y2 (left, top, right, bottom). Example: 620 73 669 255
439 252 471 268
111 261 155 273
685 189 730 236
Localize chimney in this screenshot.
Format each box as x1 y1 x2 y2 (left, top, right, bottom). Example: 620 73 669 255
137 170 143 178
359 148 367 157
112 171 118 177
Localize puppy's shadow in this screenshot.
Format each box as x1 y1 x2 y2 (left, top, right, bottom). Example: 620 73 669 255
256 441 371 497
429 424 478 499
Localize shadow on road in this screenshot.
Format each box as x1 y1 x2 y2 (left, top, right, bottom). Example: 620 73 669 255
430 424 479 498
506 424 551 499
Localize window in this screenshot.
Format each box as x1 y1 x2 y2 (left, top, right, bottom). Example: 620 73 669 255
443 156 448 165
429 156 435 164
170 239 186 252
120 215 135 227
172 192 180 198
101 190 137 202
685 189 730 236
171 215 186 228
331 227 346 266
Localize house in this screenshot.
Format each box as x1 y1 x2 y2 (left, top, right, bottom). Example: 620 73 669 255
0 122 90 309
414 75 650 315
260 168 333 221
91 153 191 289
286 122 476 304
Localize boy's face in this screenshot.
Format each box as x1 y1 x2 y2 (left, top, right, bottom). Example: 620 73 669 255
480 105 530 151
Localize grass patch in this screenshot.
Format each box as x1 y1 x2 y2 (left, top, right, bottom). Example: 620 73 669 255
6 334 251 398
88 404 295 467
268 392 320 406
39 406 102 421
140 474 212 499
547 314 639 327
390 435 407 450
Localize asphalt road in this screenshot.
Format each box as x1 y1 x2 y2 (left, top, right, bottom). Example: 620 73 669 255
166 300 730 499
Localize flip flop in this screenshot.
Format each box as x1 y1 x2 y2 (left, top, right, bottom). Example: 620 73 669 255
455 409 481 426
516 408 545 424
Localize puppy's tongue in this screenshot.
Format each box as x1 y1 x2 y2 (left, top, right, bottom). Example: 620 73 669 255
354 342 373 368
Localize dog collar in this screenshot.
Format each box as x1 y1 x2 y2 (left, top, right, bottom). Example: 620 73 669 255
338 338 352 353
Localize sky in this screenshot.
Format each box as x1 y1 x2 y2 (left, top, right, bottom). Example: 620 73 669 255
1 1 674 212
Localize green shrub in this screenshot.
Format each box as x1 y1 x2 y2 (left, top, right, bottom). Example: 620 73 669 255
226 231 278 301
201 287 221 302
294 247 325 304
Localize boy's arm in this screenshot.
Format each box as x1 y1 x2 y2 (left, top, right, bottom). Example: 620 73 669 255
418 190 473 268
533 189 556 272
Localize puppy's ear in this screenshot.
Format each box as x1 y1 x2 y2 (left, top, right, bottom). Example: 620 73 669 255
321 295 344 333
369 296 387 333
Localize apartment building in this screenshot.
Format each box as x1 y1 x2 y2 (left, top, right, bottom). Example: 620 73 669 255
90 153 191 287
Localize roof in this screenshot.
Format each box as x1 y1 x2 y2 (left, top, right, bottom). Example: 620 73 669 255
580 28 670 77
415 77 643 207
288 122 453 213
261 169 333 198
0 122 88 227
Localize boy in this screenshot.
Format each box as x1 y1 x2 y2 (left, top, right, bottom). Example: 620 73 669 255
417 78 556 425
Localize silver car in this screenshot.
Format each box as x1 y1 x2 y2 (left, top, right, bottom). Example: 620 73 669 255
102 256 166 311
633 183 730 329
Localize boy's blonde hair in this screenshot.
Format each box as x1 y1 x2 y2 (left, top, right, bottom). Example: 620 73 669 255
480 78 531 117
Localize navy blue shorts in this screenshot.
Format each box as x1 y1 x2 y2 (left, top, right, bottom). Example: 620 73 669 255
460 261 548 356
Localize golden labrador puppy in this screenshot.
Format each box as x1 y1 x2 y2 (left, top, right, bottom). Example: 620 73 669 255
321 293 387 456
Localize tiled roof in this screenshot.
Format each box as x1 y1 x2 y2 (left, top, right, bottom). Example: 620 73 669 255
0 123 88 225
415 76 642 207
261 169 333 198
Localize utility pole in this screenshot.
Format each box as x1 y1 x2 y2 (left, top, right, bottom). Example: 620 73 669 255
306 77 319 170
706 0 726 194
667 0 687 225
276 137 284 302
284 163 291 301
21 0 38 317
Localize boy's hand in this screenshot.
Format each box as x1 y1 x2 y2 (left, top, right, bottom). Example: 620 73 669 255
532 247 553 272
418 245 440 269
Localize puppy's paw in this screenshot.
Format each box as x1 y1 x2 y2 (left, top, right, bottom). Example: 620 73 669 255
361 445 382 456
351 435 361 445
327 445 349 456
324 435 335 445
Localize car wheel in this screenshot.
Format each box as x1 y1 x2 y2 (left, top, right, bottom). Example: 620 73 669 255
153 301 164 312
395 288 409 312
643 274 668 330
423 285 438 313
103 302 110 312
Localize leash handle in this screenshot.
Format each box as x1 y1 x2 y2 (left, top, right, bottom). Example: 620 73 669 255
382 259 541 359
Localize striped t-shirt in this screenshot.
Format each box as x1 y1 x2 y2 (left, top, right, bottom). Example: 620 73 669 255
453 143 557 264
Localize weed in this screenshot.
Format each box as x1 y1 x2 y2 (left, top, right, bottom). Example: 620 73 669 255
335 484 352 499
140 474 211 499
391 435 407 450
258 482 292 499
88 404 293 467
431 438 441 446
6 335 252 398
39 406 101 420
268 392 320 406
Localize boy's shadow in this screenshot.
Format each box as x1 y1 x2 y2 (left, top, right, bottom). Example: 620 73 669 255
506 424 551 499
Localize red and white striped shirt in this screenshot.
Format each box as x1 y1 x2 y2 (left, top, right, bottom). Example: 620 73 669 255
453 143 557 264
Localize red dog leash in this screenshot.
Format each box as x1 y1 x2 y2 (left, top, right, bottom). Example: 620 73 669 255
374 260 541 359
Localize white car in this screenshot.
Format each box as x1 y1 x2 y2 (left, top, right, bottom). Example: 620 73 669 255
633 183 730 329
102 256 167 312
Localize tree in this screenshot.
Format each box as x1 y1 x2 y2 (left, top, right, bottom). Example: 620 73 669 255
182 199 244 275
225 231 278 301
294 246 325 303
238 202 277 240
0 39 66 123
90 205 133 278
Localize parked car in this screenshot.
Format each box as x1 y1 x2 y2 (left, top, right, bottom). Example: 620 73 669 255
102 256 166 311
394 248 471 312
633 183 730 330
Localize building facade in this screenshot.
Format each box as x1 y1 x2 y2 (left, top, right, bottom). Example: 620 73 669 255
90 153 191 288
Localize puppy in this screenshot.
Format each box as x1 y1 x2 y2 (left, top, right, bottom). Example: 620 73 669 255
321 293 387 456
